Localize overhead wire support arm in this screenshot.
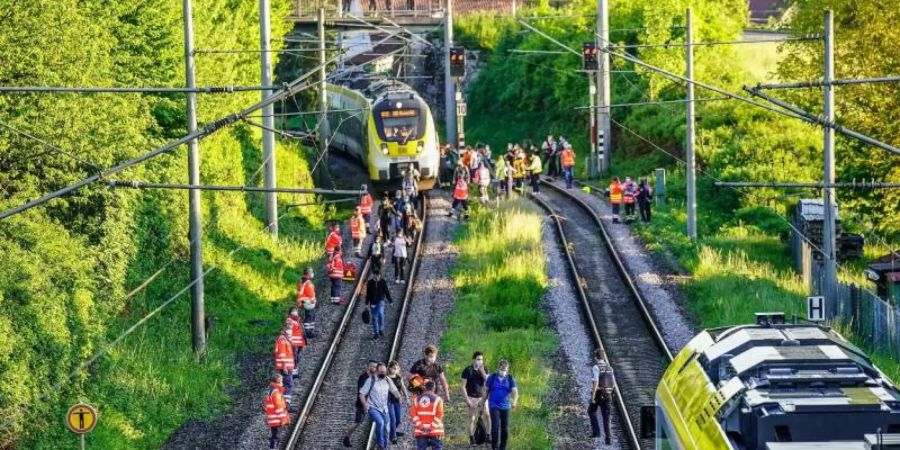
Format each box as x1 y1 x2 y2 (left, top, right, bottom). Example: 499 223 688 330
607 35 821 50
754 75 900 90
714 181 900 189
0 86 278 94
106 180 367 196
743 86 900 156
0 51 345 221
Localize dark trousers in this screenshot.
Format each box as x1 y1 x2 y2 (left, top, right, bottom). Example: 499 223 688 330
624 202 635 219
588 397 611 439
530 173 540 193
451 198 469 215
489 408 509 450
639 201 652 222
280 369 293 402
394 256 407 280
548 155 560 177
269 426 281 450
416 436 443 449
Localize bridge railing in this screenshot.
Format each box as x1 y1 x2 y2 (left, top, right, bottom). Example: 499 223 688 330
290 0 522 20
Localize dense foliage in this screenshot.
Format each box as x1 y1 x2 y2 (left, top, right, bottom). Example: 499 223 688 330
0 1 326 447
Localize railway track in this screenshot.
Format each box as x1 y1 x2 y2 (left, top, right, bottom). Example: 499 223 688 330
532 181 673 450
284 195 428 450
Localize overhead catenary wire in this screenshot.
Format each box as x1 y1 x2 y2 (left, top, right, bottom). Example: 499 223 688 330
0 85 279 94
754 75 900 90
106 180 366 196
0 119 102 171
608 35 821 49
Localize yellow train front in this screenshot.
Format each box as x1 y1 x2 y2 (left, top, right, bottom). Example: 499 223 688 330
325 73 439 190
655 313 900 450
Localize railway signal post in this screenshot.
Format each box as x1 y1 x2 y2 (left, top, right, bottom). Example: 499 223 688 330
596 0 611 173
583 42 599 178
443 0 457 146
450 47 467 148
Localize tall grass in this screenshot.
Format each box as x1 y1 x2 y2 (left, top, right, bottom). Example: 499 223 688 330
440 200 557 449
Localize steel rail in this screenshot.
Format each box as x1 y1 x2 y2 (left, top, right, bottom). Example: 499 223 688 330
543 180 675 362
529 193 642 450
364 194 429 449
284 256 373 449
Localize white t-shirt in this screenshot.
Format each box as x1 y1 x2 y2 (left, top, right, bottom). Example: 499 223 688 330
393 236 408 258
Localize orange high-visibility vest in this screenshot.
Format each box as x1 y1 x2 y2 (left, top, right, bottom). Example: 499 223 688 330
410 392 444 437
623 183 636 204
264 384 290 427
359 194 374 215
453 179 469 201
285 316 306 348
325 230 342 255
327 255 344 280
609 182 623 205
274 333 295 372
297 279 316 307
349 215 366 239
561 149 575 168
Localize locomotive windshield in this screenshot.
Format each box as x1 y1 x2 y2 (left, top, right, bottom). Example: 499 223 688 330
373 99 426 144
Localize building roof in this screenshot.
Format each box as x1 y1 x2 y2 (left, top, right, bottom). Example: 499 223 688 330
797 199 841 222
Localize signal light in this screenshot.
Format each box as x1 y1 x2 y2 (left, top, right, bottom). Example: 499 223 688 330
449 47 466 78
582 42 598 71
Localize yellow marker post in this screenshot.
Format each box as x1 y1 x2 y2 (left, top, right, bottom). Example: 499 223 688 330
66 403 97 450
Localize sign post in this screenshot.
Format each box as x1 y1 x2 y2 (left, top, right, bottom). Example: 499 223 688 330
807 296 825 321
66 403 98 450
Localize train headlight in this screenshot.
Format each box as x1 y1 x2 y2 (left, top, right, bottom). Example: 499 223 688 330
417 142 424 153
381 143 389 155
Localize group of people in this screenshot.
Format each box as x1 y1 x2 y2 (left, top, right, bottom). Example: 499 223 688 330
343 346 521 450
606 176 654 224
439 137 578 218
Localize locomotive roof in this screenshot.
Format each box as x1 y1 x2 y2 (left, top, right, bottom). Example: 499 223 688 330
701 324 900 411
330 69 419 103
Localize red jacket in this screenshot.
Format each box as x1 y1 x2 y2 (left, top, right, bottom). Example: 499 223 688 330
274 333 294 372
285 315 306 348
327 254 345 280
453 179 469 201
359 194 374 215
410 391 444 437
325 230 342 255
296 279 316 308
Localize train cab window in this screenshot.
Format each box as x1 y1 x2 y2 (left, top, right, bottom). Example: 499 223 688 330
374 101 426 144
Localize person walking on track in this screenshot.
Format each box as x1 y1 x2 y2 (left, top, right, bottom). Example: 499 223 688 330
366 270 394 339
274 323 295 404
387 360 410 445
327 249 345 304
296 267 317 336
637 178 653 223
449 175 470 220
369 234 386 274
360 189 374 232
264 373 291 450
409 345 451 402
326 222 343 258
410 378 445 450
360 362 401 450
608 177 623 223
392 230 409 284
486 360 518 450
286 307 306 376
350 207 367 257
462 351 491 445
589 349 615 445
560 143 576 189
528 150 543 194
344 360 378 447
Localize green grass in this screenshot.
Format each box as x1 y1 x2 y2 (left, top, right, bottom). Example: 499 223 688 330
440 200 557 449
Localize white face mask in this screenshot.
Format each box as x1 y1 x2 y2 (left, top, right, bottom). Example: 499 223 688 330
498 370 508 378
427 356 436 364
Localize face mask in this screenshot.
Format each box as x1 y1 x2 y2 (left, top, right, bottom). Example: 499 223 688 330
377 373 386 379
427 357 436 364
474 360 483 368
499 370 508 377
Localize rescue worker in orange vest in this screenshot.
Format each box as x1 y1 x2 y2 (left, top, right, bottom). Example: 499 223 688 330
349 207 367 257
410 378 445 450
449 175 470 220
622 176 638 223
560 143 576 189
296 267 317 336
359 189 374 232
274 323 295 404
325 223 343 258
286 307 306 377
608 177 623 223
327 249 345 304
264 373 291 450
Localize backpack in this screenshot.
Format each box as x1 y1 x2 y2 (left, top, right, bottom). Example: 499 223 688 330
473 417 488 444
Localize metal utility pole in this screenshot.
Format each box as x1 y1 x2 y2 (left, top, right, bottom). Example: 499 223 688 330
182 0 206 355
588 78 597 177
318 8 329 160
596 0 611 172
822 9 838 307
443 0 457 146
260 0 279 238
685 8 697 241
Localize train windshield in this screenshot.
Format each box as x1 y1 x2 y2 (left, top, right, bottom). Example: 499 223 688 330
373 102 425 144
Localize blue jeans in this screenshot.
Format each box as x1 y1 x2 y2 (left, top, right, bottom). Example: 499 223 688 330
372 301 385 335
416 436 443 450
330 278 342 299
388 400 402 441
563 167 574 188
370 408 390 448
490 408 510 450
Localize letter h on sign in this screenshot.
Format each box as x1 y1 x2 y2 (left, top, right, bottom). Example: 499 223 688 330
807 296 825 321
